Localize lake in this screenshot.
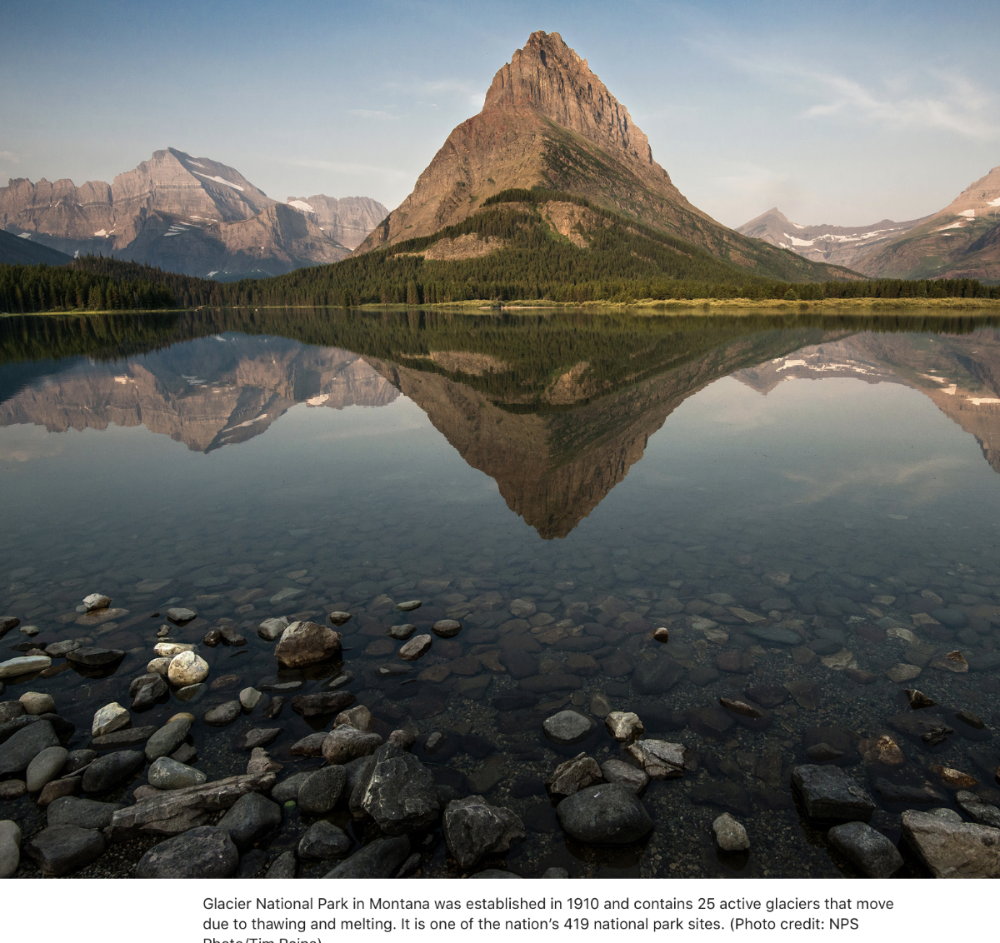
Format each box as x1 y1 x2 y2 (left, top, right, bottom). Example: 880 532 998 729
2 307 1000 878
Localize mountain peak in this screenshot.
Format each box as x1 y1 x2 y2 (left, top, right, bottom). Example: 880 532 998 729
483 30 654 170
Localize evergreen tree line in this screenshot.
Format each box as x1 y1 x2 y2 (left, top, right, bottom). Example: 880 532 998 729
0 262 175 314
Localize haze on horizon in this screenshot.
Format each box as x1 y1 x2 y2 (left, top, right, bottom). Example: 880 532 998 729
2 0 998 230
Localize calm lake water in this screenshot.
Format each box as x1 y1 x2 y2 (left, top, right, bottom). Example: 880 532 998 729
2 307 1000 878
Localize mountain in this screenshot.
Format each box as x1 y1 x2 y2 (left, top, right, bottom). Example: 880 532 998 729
736 207 928 270
853 166 1000 280
285 195 388 250
355 31 850 284
738 166 1000 282
0 228 70 265
0 148 379 279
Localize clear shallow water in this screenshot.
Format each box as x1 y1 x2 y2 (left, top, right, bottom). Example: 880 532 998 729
2 308 1000 878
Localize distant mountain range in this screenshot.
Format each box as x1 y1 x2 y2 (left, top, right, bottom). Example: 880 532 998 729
0 148 388 279
0 228 70 266
738 165 1000 281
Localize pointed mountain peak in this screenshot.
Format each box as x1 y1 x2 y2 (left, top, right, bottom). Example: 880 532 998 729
483 30 654 170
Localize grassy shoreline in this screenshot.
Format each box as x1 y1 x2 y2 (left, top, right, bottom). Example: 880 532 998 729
4 295 1000 319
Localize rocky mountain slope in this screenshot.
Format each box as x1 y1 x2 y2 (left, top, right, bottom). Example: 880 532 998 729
738 166 1000 281
0 148 383 279
0 228 69 265
736 208 928 270
356 31 848 283
285 195 388 250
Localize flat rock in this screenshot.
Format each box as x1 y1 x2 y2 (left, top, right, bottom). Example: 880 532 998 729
0 720 59 776
396 600 422 612
955 791 1000 828
748 626 801 645
257 617 290 641
322 726 383 764
149 757 207 790
791 765 875 822
324 835 411 879
25 824 106 875
46 796 123 830
291 691 355 718
92 702 130 738
625 740 689 779
203 701 241 726
91 725 157 749
556 782 653 845
67 648 125 669
546 753 603 796
297 766 347 815
0 655 52 679
389 624 416 641
443 795 526 869
600 759 649 795
136 825 239 878
542 710 594 745
217 792 283 850
632 656 683 694
240 727 282 751
902 809 1000 878
275 621 341 668
298 820 351 859
432 619 463 639
165 607 197 625
399 634 432 661
145 719 192 762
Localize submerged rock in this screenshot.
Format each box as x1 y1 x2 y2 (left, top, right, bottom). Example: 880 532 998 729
275 621 341 668
546 753 603 797
556 783 653 845
542 710 594 745
791 765 875 823
828 821 903 878
625 740 688 779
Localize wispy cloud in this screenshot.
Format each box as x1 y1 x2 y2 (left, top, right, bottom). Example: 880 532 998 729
692 40 999 139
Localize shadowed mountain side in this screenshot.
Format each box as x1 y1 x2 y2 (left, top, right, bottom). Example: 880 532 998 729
366 327 847 538
0 338 397 452
735 331 1000 473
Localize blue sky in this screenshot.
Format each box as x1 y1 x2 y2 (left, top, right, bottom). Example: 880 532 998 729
2 0 997 227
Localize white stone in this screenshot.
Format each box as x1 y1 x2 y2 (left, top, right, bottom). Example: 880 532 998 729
19 691 55 715
713 812 750 851
154 641 194 657
0 656 51 679
167 651 210 686
257 617 289 641
240 687 262 710
82 593 111 612
92 702 131 737
26 746 68 792
604 711 644 742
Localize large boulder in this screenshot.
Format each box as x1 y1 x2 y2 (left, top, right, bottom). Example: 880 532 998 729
324 836 410 878
275 621 341 668
828 822 903 878
217 793 283 851
556 783 653 845
443 796 525 869
298 821 351 860
355 743 440 835
791 765 875 823
901 809 1000 878
81 750 145 794
135 826 239 878
0 719 58 776
297 766 348 815
322 726 382 765
24 825 106 876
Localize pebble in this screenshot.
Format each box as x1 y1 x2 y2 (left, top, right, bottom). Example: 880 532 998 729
46 796 122 830
26 746 68 792
92 702 130 738
432 619 463 639
930 650 969 673
396 600 422 612
297 766 348 815
203 701 241 726
81 750 145 793
389 624 416 640
82 594 111 612
546 753 603 796
19 692 55 715
165 607 198 624
712 812 750 852
905 689 937 709
604 711 644 743
791 765 875 823
291 691 355 718
274 621 342 668
542 710 595 745
239 687 263 710
625 740 688 779
328 611 352 626
652 626 669 643
399 634 432 661
886 663 922 683
148 757 207 790
168 651 210 686
257 616 290 641
0 720 59 776
0 655 52 679
66 647 125 668
600 759 649 795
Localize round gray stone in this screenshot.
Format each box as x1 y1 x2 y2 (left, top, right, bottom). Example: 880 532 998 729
542 710 595 745
556 782 654 845
136 826 238 878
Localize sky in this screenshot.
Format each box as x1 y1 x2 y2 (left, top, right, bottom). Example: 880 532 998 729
1 0 998 228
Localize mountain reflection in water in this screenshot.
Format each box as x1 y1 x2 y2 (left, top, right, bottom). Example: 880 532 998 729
2 309 1000 538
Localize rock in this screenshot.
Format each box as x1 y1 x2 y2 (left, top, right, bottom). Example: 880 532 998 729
136 826 239 878
130 674 168 711
26 746 68 792
149 757 207 790
0 617 21 639
519 674 582 693
716 650 755 674
91 725 157 749
290 733 327 757
930 765 978 789
0 655 52 679
712 813 750 852
543 710 594 745
257 617 290 641
146 657 172 677
167 651 210 687
247 747 282 776
92 702 130 738
719 698 764 719
271 772 312 803
274 621 342 668
625 740 689 779
81 749 145 794
399 634 432 661
556 783 653 845
546 753 603 796
443 795 525 869
807 743 843 762
828 822 903 878
604 712 643 743
653 627 670 643
334 705 373 731
237 729 280 753
889 711 954 745
858 735 906 767
355 743 440 835
203 701 241 726
902 809 1000 878
955 710 985 730
397 600 422 612
748 625 801 645
202 629 222 647
791 765 875 823
930 651 969 673
25 825 106 875
510 599 536 618
0 820 20 878
470 869 522 878
322 726 383 764
298 820 351 859
0 701 25 722
145 719 192 762
37 777 79 806
328 611 352 626
541 866 570 878
291 691 355 718
165 607 198 625
874 778 945 804
600 759 649 795
905 689 937 709
62 749 96 774
324 836 411 878
931 608 967 628
955 791 1000 828
389 624 416 641
886 663 922 683
297 766 348 815
265 849 297 879
0 720 59 776
217 792 283 850
154 642 194 657
112 772 277 836
19 692 55 715
82 593 111 612
238 687 262 711
432 620 463 639
0 781 26 800
633 656 683 693
219 625 246 647
46 796 122 830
